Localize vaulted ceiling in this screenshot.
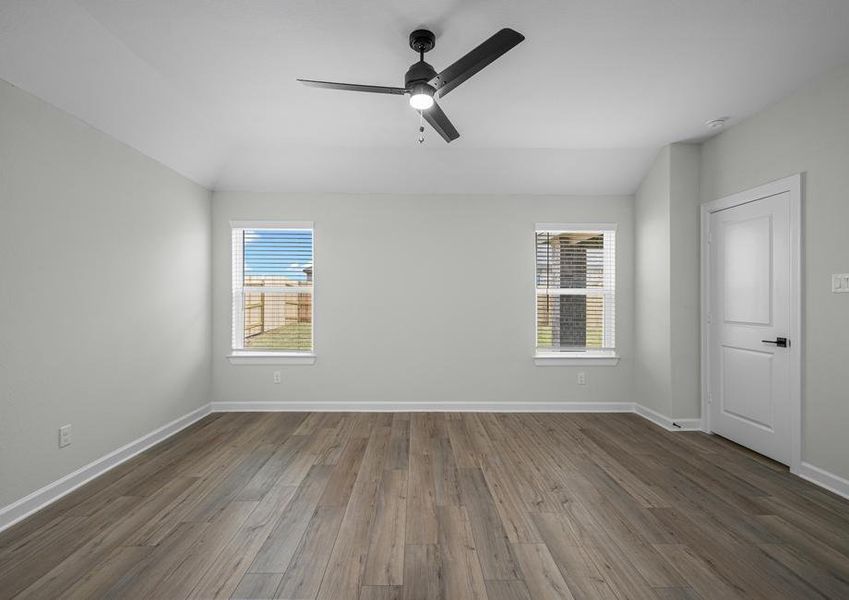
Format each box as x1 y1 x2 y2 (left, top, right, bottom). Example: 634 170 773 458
3 0 849 194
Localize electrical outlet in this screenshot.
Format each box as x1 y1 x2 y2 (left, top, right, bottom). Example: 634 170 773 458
273 370 282 384
577 372 586 385
58 424 72 448
833 273 849 293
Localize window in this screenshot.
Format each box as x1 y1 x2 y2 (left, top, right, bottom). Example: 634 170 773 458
230 222 314 364
535 224 617 364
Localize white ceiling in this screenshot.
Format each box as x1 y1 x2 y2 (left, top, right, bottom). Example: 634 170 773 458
2 0 849 194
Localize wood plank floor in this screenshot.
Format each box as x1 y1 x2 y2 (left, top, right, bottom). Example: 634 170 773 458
2 412 849 599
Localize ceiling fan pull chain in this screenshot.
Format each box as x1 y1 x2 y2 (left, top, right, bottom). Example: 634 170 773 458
417 110 425 144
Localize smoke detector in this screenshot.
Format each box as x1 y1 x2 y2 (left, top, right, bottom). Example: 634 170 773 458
705 117 729 130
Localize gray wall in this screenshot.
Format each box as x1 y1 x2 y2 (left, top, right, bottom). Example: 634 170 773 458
213 193 634 407
634 144 702 419
0 80 212 507
701 64 849 479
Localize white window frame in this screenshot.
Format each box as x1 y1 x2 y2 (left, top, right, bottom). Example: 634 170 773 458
227 220 316 365
534 223 619 366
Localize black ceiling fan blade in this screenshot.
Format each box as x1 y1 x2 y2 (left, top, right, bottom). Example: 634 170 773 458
297 79 407 95
423 101 460 142
431 28 524 98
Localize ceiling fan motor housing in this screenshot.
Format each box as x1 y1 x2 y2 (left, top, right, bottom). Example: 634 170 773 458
404 60 437 90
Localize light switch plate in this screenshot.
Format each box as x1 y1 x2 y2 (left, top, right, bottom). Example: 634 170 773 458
59 424 72 447
833 273 849 293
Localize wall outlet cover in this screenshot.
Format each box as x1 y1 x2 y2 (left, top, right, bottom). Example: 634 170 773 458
58 424 72 447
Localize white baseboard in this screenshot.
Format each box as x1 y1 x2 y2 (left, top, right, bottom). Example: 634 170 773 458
633 404 703 431
0 403 212 534
795 461 849 500
212 402 703 433
211 401 635 413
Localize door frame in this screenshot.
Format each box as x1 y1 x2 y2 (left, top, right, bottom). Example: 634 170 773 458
700 174 803 472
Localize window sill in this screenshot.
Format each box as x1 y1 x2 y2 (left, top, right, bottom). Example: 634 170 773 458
534 353 620 366
227 352 316 365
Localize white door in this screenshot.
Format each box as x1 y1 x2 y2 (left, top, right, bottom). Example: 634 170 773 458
708 191 792 464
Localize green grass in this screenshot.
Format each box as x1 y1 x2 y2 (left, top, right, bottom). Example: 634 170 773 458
246 322 312 351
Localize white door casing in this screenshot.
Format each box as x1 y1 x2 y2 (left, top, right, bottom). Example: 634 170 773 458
701 175 802 469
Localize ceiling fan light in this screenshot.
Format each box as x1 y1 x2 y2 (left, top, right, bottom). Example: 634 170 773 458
409 85 435 110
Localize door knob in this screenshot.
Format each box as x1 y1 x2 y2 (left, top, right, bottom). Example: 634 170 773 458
761 337 789 348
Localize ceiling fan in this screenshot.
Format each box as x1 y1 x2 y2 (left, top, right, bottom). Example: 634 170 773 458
297 28 525 143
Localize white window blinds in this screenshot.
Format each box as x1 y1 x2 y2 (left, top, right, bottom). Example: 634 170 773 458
535 226 616 353
232 223 313 353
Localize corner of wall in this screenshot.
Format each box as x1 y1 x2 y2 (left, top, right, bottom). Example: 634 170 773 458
634 145 673 417
669 143 703 419
634 142 703 421
206 187 215 408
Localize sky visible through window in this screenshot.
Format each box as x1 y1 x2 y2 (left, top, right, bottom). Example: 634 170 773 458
244 229 313 280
